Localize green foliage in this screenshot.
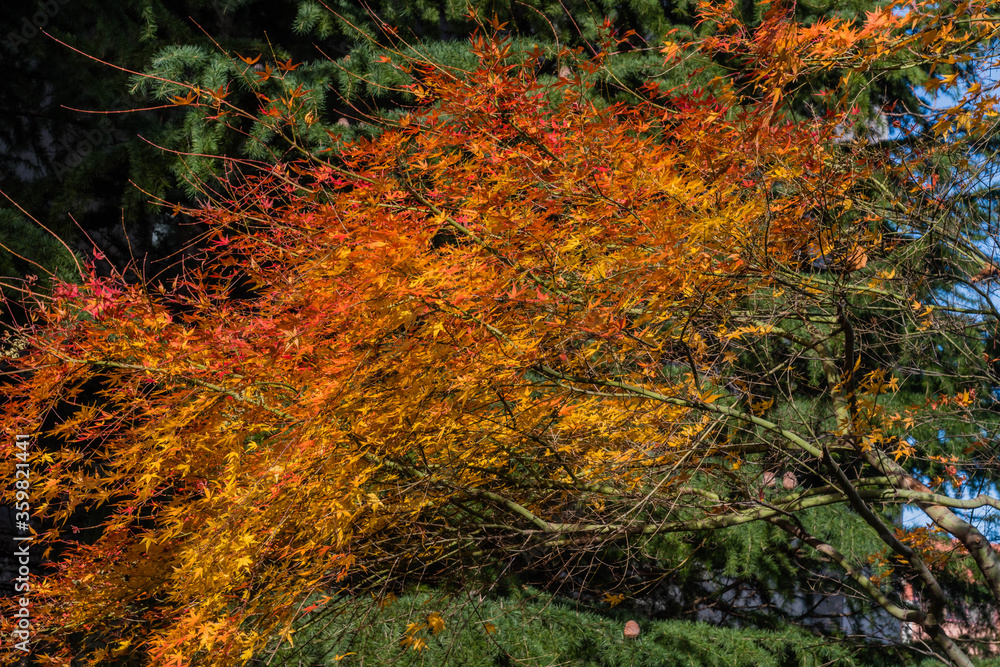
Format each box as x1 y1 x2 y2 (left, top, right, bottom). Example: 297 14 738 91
262 588 988 667
0 209 80 292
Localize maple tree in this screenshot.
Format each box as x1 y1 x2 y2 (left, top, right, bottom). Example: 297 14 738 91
3 1 1000 665
1 0 908 302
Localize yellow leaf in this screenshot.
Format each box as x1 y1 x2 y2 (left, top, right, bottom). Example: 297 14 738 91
428 612 445 634
892 439 916 461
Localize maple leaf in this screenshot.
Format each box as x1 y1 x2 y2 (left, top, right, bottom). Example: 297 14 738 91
171 90 198 106
255 63 274 81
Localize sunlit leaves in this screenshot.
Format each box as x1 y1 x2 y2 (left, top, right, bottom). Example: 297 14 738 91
3 4 1000 665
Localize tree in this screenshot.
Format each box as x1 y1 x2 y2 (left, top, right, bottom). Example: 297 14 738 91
0 0 930 306
264 587 931 667
3 2 1000 665
0 0 314 311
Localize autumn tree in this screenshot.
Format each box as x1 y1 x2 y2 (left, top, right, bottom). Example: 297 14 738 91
0 0 926 305
3 2 1000 666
